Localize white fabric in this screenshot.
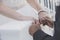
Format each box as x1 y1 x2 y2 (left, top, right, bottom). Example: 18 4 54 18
0 21 33 40
2 0 27 9
40 25 54 36
0 21 32 30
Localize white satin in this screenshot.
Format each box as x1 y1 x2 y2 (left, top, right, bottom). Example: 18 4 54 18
2 0 27 9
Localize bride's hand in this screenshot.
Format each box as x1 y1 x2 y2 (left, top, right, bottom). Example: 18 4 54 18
29 20 40 36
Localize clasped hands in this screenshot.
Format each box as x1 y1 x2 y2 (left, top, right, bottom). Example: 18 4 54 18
29 12 54 36
33 11 54 28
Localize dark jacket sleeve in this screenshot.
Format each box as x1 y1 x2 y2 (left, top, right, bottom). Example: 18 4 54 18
33 29 52 40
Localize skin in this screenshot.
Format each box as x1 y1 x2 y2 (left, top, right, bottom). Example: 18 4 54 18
29 16 54 36
28 0 54 36
0 0 54 36
0 0 52 21
38 12 54 27
27 0 54 26
29 20 40 36
0 1 34 21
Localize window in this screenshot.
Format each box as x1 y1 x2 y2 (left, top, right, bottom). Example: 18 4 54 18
39 0 41 3
39 0 55 12
44 0 48 8
38 0 55 21
49 0 53 10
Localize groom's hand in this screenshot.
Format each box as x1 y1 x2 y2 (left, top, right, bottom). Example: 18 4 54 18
38 11 54 28
41 17 54 28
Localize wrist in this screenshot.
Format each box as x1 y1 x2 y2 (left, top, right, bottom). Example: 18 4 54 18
38 10 47 15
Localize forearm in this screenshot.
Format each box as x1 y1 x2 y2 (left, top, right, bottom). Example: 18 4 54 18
0 4 23 20
0 4 33 21
27 0 42 12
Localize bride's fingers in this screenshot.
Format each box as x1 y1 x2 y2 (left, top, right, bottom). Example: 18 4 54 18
32 21 35 24
35 20 40 24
